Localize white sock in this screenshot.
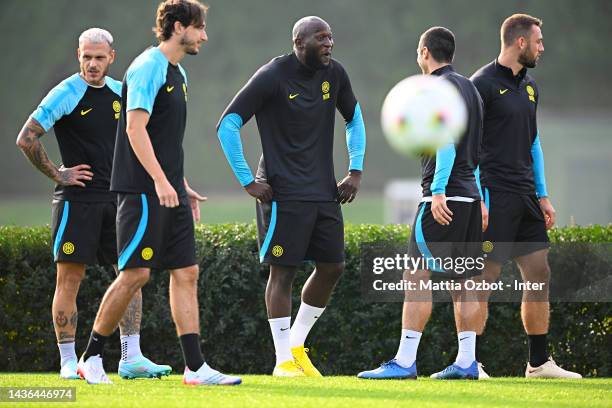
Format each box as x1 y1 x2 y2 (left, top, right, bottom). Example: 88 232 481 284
455 331 476 368
394 329 422 367
58 342 77 366
268 317 292 366
290 303 325 348
120 334 142 362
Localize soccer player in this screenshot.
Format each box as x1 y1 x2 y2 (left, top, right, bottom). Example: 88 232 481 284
15 28 170 380
77 1 241 385
471 14 581 378
217 16 366 377
357 27 486 380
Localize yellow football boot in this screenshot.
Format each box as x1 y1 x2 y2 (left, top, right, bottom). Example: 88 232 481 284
291 346 322 377
272 360 306 377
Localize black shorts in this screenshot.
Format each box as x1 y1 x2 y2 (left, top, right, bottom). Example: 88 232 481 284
482 189 550 263
51 199 117 265
116 193 196 271
256 201 344 266
408 200 482 276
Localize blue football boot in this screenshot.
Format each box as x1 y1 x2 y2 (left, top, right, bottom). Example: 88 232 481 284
357 359 417 380
430 361 479 380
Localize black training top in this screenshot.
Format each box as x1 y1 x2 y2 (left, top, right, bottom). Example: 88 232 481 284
471 60 539 195
111 47 188 197
30 73 122 202
420 65 483 199
217 53 360 201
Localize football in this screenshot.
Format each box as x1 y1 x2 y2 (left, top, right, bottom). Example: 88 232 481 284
381 74 468 156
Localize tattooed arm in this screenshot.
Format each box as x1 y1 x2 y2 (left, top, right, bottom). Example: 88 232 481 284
16 117 93 187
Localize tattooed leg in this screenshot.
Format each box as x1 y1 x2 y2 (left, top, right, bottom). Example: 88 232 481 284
53 262 86 343
114 265 142 336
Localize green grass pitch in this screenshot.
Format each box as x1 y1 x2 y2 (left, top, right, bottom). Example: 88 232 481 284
0 374 610 407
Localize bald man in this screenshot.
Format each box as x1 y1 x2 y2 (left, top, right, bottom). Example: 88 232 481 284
217 16 366 377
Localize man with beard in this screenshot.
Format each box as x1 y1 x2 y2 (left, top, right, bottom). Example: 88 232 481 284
217 16 366 377
16 28 170 381
471 13 581 378
78 0 241 386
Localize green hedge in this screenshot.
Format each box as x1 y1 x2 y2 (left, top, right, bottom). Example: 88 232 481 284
0 224 610 376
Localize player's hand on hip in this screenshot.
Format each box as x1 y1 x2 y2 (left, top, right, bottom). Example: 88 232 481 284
154 178 179 208
337 171 362 204
245 181 273 203
539 197 556 229
56 164 93 187
431 194 453 225
480 201 489 232
185 183 207 223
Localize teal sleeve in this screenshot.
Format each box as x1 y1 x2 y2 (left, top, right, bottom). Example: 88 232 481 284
217 113 254 187
126 60 166 114
474 166 483 200
30 74 87 132
430 144 456 194
346 102 366 171
531 132 548 198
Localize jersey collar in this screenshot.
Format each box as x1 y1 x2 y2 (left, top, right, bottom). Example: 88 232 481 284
77 72 106 88
291 52 330 77
431 64 454 76
494 59 527 81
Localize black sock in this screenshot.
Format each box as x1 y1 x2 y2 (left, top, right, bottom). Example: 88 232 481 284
528 334 549 367
475 335 483 362
82 330 108 361
179 333 205 371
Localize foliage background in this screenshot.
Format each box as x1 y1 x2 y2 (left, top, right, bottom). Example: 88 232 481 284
1 0 611 225
1 224 610 376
